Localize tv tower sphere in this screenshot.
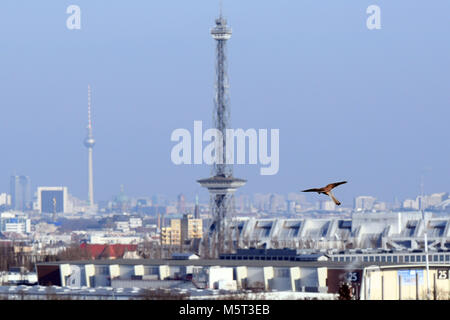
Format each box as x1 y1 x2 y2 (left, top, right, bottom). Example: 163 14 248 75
84 137 95 148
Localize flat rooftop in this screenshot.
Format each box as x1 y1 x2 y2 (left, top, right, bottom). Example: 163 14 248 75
36 258 412 269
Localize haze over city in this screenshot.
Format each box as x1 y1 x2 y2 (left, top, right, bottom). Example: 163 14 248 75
1 1 449 205
1 1 450 305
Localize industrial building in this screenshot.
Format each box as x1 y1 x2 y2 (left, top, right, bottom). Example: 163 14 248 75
220 248 450 265
360 264 450 300
226 211 450 251
36 257 329 292
35 254 450 300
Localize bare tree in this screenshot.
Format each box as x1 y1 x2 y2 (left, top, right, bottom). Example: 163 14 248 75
138 288 190 300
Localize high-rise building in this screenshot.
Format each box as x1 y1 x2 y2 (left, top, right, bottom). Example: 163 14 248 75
427 193 448 207
181 214 203 242
415 193 449 210
288 200 296 214
194 194 200 219
161 219 181 246
177 193 186 214
403 198 418 210
354 196 377 211
320 200 336 211
37 187 68 213
161 214 203 246
0 193 12 208
10 175 31 211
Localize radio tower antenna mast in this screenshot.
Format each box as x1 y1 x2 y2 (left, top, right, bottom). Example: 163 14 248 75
84 85 96 209
198 2 246 258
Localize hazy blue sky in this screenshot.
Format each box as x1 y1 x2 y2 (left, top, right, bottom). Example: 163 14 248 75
0 1 449 206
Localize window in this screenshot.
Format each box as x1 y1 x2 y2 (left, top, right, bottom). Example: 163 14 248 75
369 256 374 262
405 256 409 262
446 255 450 262
363 256 368 262
433 255 438 262
276 269 289 277
345 257 350 262
96 266 109 275
439 255 444 262
393 256 398 263
192 267 202 274
411 256 415 262
381 256 386 262
375 256 380 262
387 256 392 262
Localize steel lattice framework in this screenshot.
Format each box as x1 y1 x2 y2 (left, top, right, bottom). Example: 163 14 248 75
211 17 232 177
198 15 246 258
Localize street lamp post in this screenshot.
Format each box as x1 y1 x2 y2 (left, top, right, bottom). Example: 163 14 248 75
422 209 431 299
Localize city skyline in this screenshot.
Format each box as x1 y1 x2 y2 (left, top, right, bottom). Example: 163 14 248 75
2 177 449 214
0 1 449 205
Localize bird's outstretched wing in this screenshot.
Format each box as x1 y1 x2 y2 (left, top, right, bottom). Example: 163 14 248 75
326 181 347 190
302 188 322 193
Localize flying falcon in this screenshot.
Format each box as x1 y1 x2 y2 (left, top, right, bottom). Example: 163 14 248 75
301 181 347 206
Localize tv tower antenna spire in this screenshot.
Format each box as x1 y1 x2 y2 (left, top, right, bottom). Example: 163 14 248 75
84 85 96 208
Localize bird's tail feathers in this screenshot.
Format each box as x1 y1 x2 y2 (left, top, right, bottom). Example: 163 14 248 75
327 192 341 206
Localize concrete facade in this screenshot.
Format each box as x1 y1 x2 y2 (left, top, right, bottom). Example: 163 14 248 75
227 212 450 251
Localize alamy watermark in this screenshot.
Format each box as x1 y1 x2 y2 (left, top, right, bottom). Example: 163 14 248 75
66 5 81 30
170 121 279 176
64 5 381 31
367 5 381 30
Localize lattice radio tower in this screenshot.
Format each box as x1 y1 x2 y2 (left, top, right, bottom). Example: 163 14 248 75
198 4 246 258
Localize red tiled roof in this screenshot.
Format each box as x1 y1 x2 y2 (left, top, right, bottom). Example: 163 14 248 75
80 243 137 259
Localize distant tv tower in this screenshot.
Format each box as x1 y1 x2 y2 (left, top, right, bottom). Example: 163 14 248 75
84 85 95 208
198 4 246 257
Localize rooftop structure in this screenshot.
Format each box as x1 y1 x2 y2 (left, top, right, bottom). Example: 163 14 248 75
35 257 450 300
226 211 450 251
